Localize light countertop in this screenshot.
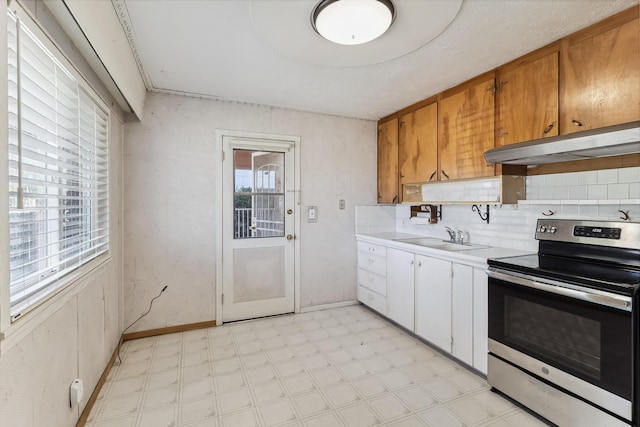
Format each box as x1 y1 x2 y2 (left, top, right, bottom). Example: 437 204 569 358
356 232 535 268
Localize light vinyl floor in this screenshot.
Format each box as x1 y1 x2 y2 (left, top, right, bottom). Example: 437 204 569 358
86 305 550 427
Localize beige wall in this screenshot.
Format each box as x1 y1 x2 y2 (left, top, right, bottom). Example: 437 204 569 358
123 92 377 331
0 3 125 425
0 115 124 427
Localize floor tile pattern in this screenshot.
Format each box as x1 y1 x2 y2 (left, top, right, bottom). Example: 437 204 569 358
86 305 551 427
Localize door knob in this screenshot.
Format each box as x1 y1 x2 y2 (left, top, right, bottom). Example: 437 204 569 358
286 234 296 240
287 209 293 215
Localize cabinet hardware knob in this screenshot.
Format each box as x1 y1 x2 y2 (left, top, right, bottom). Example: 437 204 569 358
410 260 414 265
542 121 556 135
287 209 293 215
418 261 422 267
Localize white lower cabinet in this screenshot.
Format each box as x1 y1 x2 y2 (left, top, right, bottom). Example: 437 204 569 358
472 267 488 374
415 255 478 371
357 241 387 315
386 248 415 331
451 263 473 367
415 255 451 351
356 238 489 375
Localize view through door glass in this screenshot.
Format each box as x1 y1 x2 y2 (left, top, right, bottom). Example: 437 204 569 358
233 149 285 239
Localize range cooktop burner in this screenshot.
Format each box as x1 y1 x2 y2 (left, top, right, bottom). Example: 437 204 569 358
488 219 640 296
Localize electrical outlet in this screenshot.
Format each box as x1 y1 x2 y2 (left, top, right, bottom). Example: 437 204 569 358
338 199 345 210
69 379 83 408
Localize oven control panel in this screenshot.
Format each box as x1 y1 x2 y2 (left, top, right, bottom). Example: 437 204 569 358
573 226 621 239
535 219 640 250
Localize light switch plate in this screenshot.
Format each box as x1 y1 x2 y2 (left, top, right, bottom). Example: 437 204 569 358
339 199 345 210
307 206 318 223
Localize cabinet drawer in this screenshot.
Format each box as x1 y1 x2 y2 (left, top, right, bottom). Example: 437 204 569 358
357 252 387 277
358 268 386 296
357 241 387 257
358 285 387 315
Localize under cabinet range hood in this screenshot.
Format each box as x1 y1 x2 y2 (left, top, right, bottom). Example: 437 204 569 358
484 121 640 165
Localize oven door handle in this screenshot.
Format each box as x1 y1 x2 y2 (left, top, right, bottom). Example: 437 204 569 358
487 268 633 312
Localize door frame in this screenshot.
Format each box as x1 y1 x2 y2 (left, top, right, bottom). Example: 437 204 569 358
214 129 301 326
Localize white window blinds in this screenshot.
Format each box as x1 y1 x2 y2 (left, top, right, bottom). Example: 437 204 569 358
7 8 109 320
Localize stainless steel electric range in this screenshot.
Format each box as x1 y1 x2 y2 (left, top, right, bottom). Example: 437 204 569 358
486 219 640 427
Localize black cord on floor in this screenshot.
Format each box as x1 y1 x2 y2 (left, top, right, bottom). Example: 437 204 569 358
117 285 168 364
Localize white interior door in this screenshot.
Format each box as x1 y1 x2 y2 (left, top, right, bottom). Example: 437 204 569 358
221 136 296 322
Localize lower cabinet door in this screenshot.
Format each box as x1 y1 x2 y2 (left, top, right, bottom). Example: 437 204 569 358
451 263 473 366
415 255 452 351
472 267 489 374
386 248 415 331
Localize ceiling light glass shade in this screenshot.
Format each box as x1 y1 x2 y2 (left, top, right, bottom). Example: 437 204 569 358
312 0 395 45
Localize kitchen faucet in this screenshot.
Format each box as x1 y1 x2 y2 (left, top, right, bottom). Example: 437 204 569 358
445 226 464 244
445 226 456 242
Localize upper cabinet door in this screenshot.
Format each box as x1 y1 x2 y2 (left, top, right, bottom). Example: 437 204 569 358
377 118 399 204
399 102 438 185
496 48 559 146
439 76 496 180
560 7 640 134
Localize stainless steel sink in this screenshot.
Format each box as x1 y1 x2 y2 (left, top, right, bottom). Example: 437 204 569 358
393 238 489 251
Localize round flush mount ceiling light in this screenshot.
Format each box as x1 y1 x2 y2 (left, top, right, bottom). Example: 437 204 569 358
311 0 396 45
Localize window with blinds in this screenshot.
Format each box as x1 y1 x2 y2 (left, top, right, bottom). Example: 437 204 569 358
7 8 109 320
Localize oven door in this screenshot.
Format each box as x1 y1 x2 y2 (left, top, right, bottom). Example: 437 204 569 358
487 268 634 421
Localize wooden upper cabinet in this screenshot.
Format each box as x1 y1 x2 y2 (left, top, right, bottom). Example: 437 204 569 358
377 118 399 204
496 47 559 146
438 76 496 180
560 7 640 134
399 102 438 185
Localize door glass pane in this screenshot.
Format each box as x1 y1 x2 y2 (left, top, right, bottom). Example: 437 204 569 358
233 150 285 239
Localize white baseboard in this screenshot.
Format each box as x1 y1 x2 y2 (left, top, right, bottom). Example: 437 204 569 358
299 300 359 313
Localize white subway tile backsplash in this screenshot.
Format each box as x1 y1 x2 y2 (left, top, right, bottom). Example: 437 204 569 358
568 185 587 200
560 205 579 216
607 183 629 199
597 169 618 184
538 186 554 199
587 184 608 200
578 204 599 217
560 172 579 186
619 203 637 221
580 170 598 185
598 204 622 219
552 186 569 200
544 174 563 186
618 167 640 184
358 167 638 251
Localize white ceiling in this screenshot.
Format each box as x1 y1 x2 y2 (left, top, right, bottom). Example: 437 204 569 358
117 0 639 121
